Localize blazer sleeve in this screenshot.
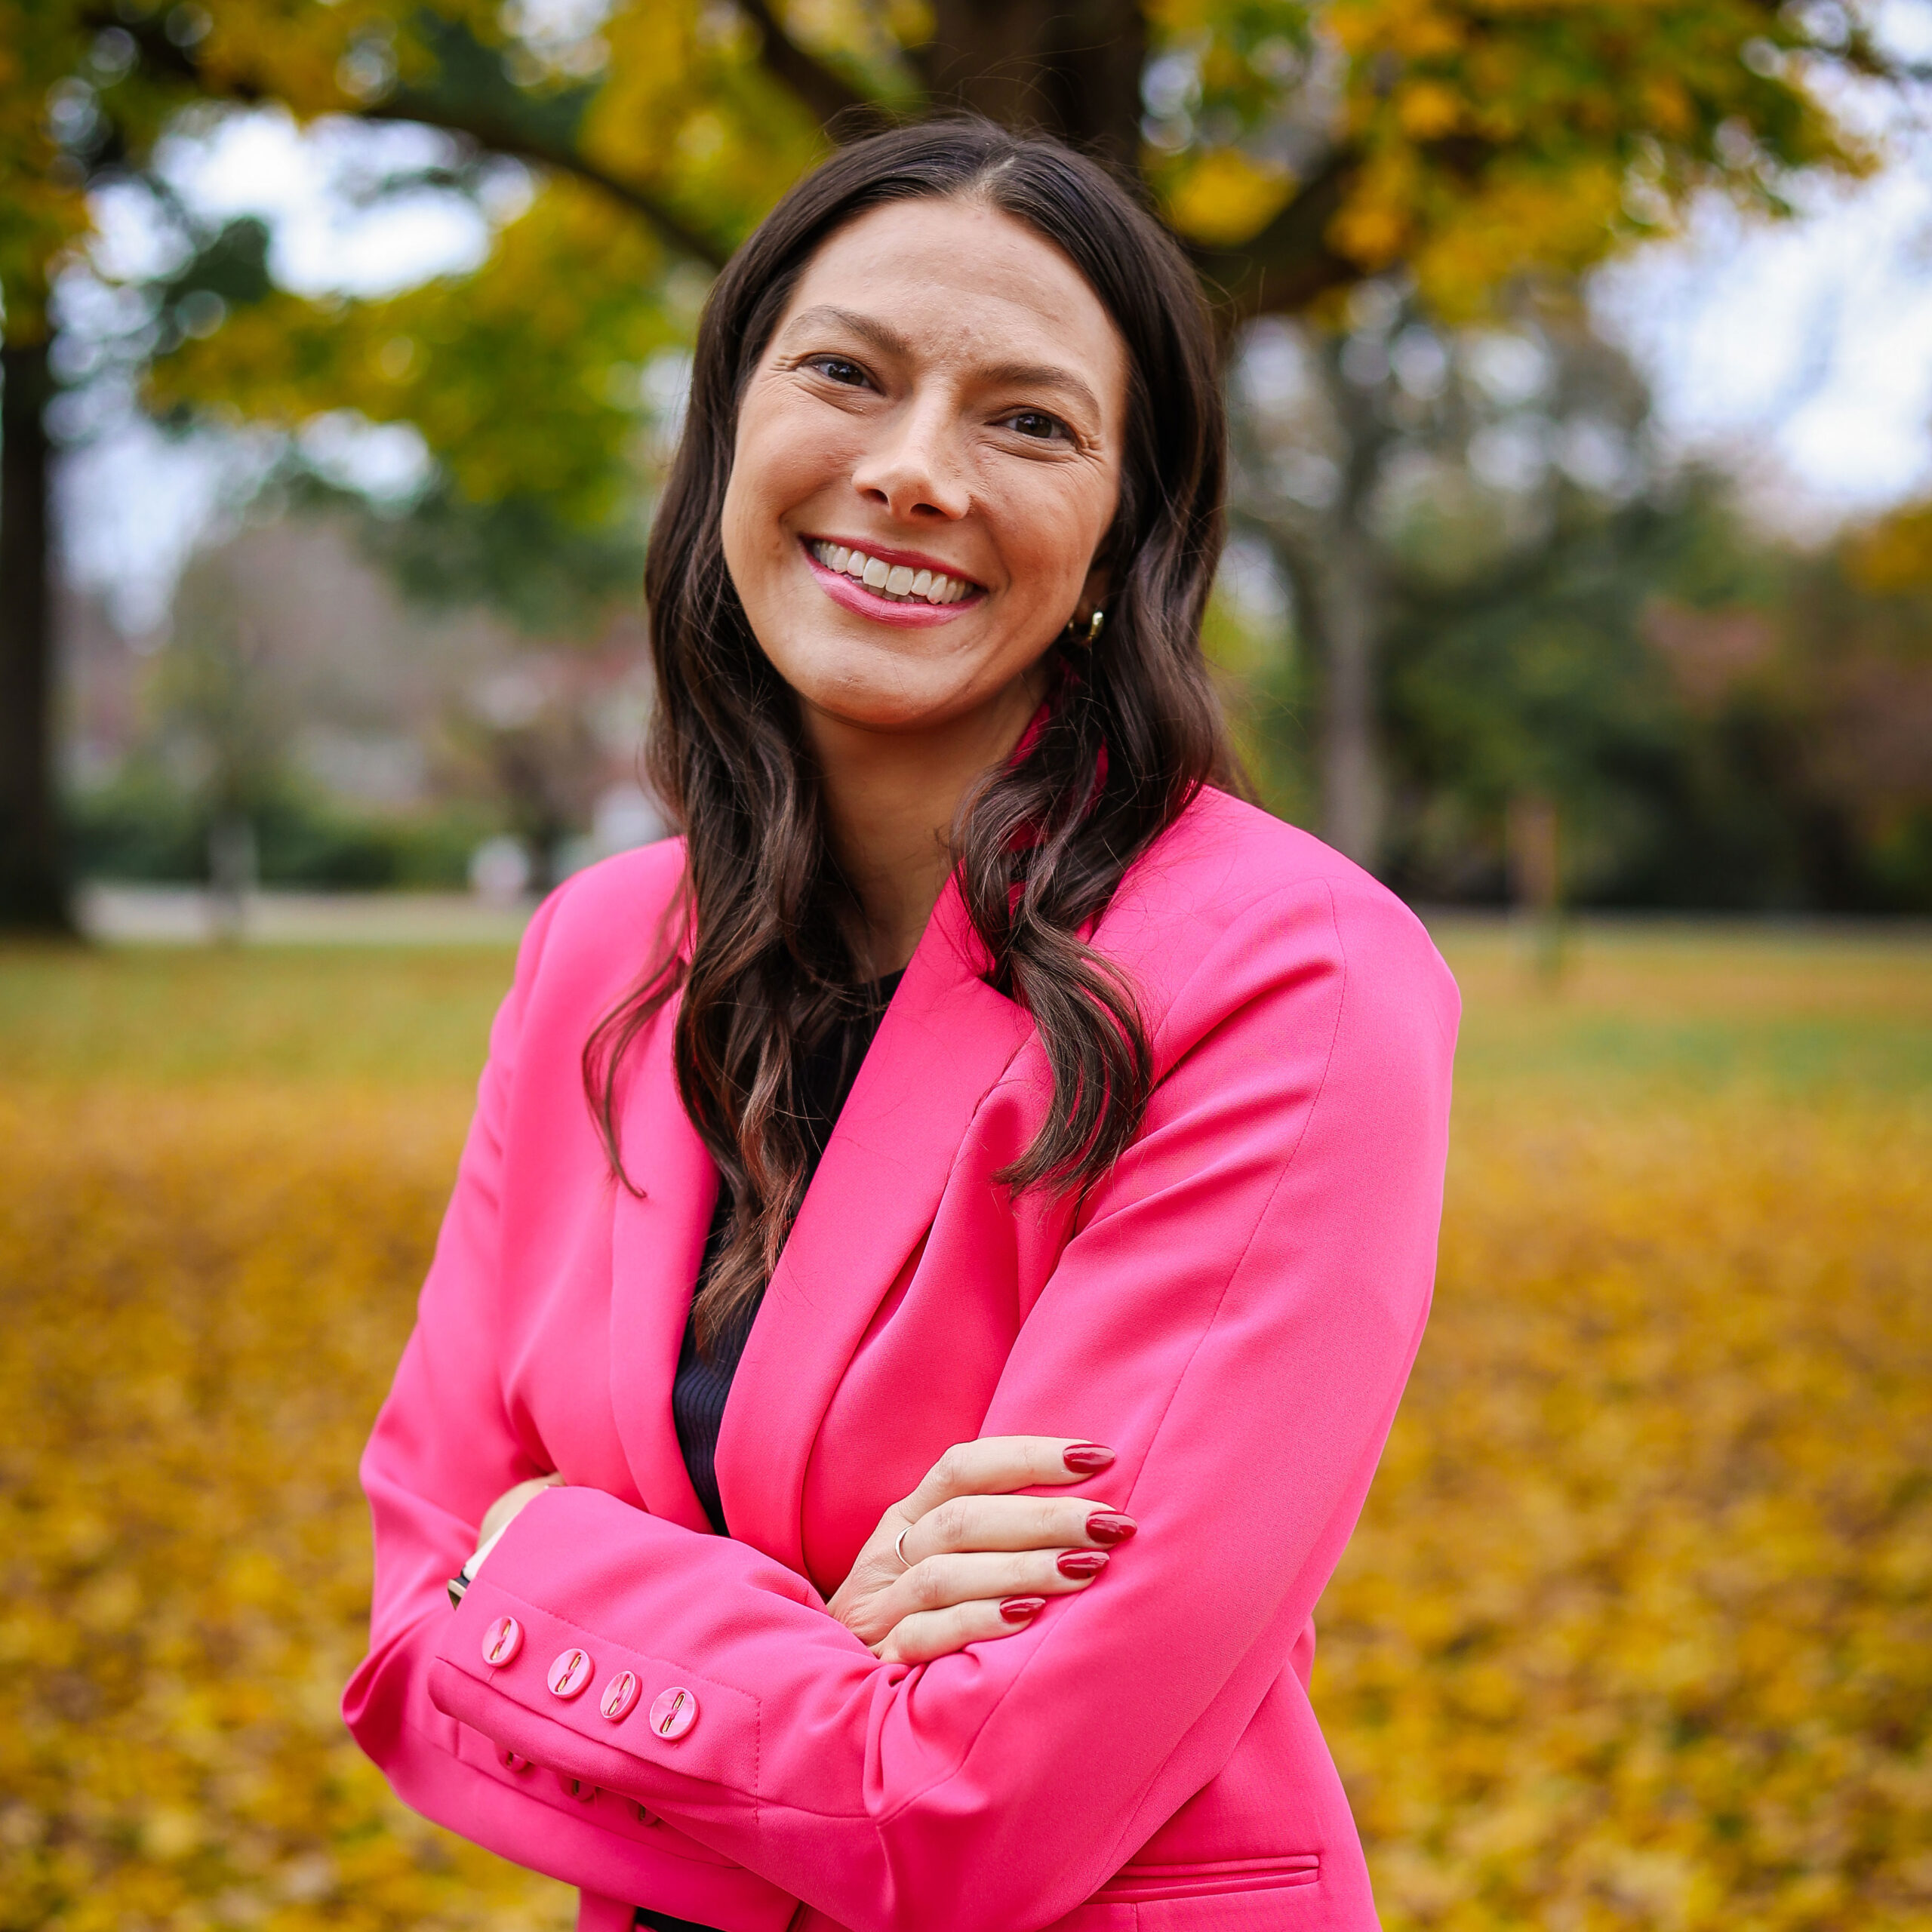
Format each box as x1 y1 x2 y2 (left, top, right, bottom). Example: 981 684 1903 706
343 879 807 1928
408 872 1458 1932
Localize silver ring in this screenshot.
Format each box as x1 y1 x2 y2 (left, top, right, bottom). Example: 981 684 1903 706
894 1525 914 1571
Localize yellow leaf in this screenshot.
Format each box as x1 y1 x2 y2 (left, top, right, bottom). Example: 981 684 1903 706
1161 148 1297 249
1398 78 1461 140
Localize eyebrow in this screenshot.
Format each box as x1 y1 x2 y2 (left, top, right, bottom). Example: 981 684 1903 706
780 304 1105 423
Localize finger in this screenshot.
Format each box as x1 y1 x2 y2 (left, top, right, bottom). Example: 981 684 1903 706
841 1549 1104 1647
903 1437 1115 1521
891 1547 1107 1623
874 1596 1048 1665
902 1492 1137 1566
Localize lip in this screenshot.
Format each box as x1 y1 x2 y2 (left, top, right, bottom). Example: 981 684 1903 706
799 538 987 629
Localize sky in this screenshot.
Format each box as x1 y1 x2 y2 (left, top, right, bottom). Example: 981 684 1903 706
1592 0 1932 533
57 14 1932 633
1592 158 1932 525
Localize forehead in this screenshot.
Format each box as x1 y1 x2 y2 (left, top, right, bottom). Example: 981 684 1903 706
775 197 1128 411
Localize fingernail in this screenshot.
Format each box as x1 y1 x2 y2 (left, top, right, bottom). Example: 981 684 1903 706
1062 1442 1115 1473
1057 1550 1109 1578
1085 1512 1137 1544
1000 1597 1046 1623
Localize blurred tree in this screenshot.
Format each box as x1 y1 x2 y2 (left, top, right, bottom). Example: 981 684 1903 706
1769 503 1932 909
450 672 611 897
150 546 291 926
1227 291 1932 912
1229 286 1671 866
1 0 1901 924
1379 469 1800 909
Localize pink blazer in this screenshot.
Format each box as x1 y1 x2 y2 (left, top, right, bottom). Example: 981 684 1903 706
345 786 1459 1932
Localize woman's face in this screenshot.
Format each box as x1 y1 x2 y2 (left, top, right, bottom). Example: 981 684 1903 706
721 195 1128 742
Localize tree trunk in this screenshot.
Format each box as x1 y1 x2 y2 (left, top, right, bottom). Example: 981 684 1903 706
1260 337 1389 872
920 0 1146 171
1313 522 1383 868
0 340 71 933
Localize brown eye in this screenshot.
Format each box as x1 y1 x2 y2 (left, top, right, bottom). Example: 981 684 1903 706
808 355 869 387
1004 410 1069 441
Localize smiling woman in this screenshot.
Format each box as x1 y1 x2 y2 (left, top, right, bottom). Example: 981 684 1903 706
344 118 1459 1932
727 207 1124 690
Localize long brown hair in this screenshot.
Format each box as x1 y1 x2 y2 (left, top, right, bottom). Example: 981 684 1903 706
586 117 1235 1348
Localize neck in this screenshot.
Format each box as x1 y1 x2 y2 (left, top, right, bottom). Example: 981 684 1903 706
804 671 1045 974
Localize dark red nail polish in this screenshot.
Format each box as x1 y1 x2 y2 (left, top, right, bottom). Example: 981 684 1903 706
1085 1512 1137 1544
1057 1549 1109 1578
1000 1596 1046 1623
1062 1442 1115 1473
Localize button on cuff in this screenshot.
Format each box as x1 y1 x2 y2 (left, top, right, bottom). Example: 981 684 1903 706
648 1685 699 1740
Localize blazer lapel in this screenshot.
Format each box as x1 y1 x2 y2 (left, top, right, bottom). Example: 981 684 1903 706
608 987 719 1534
715 877 1036 1579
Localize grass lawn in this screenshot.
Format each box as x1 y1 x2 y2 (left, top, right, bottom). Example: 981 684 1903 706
2 919 1927 1931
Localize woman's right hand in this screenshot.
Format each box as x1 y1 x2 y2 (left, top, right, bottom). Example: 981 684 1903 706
826 1437 1135 1663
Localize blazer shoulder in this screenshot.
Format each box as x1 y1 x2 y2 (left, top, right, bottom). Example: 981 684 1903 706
509 836 690 1021
1103 788 1458 1040
1109 784 1433 955
547 835 688 937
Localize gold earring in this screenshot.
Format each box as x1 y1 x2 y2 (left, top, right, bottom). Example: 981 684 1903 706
1086 608 1105 645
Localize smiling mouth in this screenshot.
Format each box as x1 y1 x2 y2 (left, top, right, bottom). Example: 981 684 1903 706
806 539 981 605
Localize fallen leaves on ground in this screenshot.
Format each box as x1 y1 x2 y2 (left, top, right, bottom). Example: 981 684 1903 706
2 1016 1927 1929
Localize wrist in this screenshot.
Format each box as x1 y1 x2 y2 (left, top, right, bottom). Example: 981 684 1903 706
445 1509 518 1608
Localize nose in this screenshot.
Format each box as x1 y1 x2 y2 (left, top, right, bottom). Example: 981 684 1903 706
850 393 970 523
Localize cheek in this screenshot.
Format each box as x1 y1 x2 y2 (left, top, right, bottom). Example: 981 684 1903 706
989 473 1115 603
721 439 777 574
724 401 847 574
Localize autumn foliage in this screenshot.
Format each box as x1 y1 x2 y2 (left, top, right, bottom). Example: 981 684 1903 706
2 930 1927 1928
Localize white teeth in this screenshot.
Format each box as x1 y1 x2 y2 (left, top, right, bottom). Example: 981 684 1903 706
809 540 974 604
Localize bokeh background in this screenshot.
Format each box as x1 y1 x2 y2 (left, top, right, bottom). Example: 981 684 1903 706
3 2 1930 1928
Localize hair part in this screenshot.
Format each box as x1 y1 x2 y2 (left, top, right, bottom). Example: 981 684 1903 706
584 115 1236 1350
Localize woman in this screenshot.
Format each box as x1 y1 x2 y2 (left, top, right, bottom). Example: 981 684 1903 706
346 118 1457 1932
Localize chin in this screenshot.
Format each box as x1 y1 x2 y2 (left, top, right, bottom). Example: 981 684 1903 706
766 631 958 722
804 677 968 737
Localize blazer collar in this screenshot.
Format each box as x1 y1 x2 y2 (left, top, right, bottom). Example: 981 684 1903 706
605 872 1034 1575
715 875 1034 1577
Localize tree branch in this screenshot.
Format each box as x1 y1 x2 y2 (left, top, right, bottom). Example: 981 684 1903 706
371 88 730 268
734 0 877 130
1186 152 1359 329
86 8 731 269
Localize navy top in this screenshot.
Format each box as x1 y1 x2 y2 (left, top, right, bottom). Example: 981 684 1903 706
669 968 906 1537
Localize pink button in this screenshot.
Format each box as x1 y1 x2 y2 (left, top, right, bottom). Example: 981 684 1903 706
648 1685 699 1741
500 1749 532 1774
546 1647 595 1699
600 1669 642 1722
481 1617 524 1668
557 1772 597 1802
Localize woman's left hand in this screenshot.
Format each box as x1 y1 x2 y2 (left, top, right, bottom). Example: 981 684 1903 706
827 1436 1133 1663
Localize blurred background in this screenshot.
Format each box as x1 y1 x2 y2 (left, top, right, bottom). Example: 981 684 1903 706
2 2 1929 1928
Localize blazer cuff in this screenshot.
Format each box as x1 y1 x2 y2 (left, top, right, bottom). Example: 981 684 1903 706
426 1492 787 1818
